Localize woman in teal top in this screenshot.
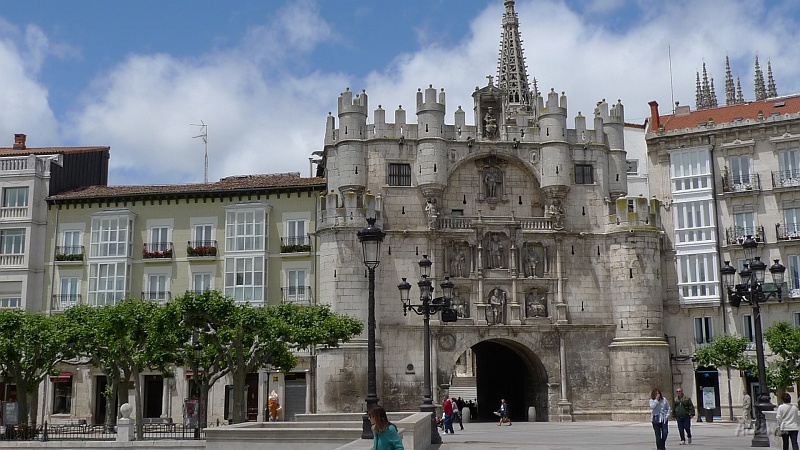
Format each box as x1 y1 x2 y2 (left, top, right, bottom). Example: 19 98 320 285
369 405 404 450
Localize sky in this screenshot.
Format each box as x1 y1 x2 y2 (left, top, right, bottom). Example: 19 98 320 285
1 0 800 186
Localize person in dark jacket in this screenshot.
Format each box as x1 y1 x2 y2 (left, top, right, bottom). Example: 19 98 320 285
672 387 695 445
455 397 465 430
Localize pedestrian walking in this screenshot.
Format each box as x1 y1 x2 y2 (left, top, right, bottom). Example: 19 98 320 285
454 397 465 430
742 390 753 429
776 392 799 450
368 405 404 450
650 388 670 450
672 387 695 445
496 398 512 426
442 396 455 434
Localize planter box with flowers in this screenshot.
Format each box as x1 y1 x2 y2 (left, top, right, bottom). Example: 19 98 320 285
187 245 218 257
280 244 312 253
142 248 173 259
55 253 84 262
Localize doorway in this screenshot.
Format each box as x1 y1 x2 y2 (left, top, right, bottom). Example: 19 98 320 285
471 339 548 422
143 375 163 418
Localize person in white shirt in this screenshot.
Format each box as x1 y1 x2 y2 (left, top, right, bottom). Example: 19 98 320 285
776 392 799 450
650 388 671 450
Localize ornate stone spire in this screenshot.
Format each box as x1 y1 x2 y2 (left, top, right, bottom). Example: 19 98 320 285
767 60 777 98
736 77 744 104
701 63 711 107
725 56 736 105
754 56 766 101
497 0 532 116
695 72 703 110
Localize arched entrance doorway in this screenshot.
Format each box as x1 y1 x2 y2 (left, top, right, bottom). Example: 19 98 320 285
465 339 548 422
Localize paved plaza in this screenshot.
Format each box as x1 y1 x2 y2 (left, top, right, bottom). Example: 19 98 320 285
435 420 760 450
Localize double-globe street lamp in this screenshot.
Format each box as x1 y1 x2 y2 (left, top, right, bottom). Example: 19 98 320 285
357 218 385 439
397 255 458 445
720 235 786 448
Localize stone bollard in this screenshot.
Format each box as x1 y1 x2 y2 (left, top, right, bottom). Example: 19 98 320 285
116 403 135 442
461 407 471 424
528 406 536 422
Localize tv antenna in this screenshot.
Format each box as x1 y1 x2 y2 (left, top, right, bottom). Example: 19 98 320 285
191 121 208 183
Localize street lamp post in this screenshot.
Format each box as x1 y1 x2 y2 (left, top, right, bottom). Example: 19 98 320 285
397 255 458 445
192 334 203 439
357 218 385 439
720 235 786 448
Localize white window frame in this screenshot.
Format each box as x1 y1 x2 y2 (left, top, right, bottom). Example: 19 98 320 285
626 159 639 175
734 212 756 240
191 272 213 294
194 224 213 244
779 148 800 181
784 208 800 238
145 274 169 304
729 154 751 184
0 297 21 309
670 148 711 192
90 216 131 258
2 186 28 207
51 377 72 414
225 209 265 252
673 200 715 244
224 256 263 303
694 316 714 345
88 262 128 306
788 255 800 293
677 252 719 300
0 229 25 254
286 269 308 303
149 226 170 247
57 277 80 310
286 220 308 247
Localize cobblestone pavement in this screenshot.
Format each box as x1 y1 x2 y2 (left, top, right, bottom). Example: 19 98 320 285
436 420 762 449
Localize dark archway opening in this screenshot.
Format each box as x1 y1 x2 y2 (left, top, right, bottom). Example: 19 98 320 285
472 339 548 422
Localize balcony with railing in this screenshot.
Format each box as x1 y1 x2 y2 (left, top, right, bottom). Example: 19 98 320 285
0 206 29 219
724 225 765 246
722 172 761 193
55 246 85 264
187 240 217 258
776 222 800 241
280 286 313 304
0 253 24 267
772 169 800 189
51 294 81 312
280 235 311 253
141 291 172 305
142 242 174 260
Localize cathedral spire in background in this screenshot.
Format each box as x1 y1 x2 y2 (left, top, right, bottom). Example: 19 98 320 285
736 77 744 104
767 60 777 98
754 56 766 101
497 0 532 116
725 56 736 105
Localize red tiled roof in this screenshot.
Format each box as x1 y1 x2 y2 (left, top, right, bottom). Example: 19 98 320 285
0 146 110 156
653 94 800 133
48 173 326 202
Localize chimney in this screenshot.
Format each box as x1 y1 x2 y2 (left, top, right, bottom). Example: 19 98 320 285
13 134 26 150
648 101 660 132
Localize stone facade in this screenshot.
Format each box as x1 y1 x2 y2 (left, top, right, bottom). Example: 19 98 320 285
313 0 669 422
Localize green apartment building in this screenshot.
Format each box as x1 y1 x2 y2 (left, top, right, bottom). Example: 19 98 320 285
41 172 324 425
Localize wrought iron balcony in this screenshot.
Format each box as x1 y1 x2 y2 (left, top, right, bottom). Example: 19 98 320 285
55 246 85 262
187 240 217 257
51 294 81 312
280 286 313 304
771 169 800 189
280 235 311 253
776 222 800 241
722 173 761 192
141 291 172 305
142 242 174 259
725 225 765 246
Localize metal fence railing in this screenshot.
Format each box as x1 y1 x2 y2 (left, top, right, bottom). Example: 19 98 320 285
0 422 206 442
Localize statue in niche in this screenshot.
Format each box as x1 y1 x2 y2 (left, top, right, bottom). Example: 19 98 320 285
488 288 505 325
483 167 502 199
487 234 504 269
451 289 469 318
425 199 439 229
524 246 539 278
526 292 547 318
548 199 565 230
450 245 467 278
484 106 498 138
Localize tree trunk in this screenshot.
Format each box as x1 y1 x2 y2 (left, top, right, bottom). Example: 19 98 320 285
28 384 39 427
231 368 247 423
200 383 211 428
15 378 29 426
105 375 119 431
131 367 144 440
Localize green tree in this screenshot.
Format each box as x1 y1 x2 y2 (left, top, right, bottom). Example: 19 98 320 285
0 310 71 425
763 321 800 390
694 333 756 374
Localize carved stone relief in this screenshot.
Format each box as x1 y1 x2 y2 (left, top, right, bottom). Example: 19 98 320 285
525 289 548 318
449 242 468 278
486 288 506 325
485 233 506 269
451 287 469 318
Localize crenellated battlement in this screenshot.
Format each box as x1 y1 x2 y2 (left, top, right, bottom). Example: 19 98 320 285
337 87 368 116
416 85 446 114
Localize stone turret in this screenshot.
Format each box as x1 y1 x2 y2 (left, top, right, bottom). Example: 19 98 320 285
538 89 570 197
333 88 368 195
416 85 447 197
605 99 627 199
